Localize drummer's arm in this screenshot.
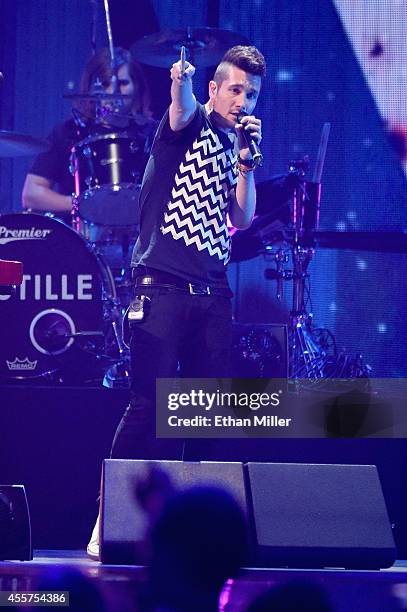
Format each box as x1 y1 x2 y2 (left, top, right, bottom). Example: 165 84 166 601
22 174 72 213
169 60 196 132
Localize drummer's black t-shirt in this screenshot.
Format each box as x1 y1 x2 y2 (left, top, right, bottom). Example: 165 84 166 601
30 119 79 197
131 103 238 290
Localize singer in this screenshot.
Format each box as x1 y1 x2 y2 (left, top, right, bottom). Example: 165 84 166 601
109 45 266 456
87 45 266 559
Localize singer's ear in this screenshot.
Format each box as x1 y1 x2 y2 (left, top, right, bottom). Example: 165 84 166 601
208 80 217 101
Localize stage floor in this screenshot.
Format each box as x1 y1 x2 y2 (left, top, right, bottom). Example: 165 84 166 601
1 551 407 611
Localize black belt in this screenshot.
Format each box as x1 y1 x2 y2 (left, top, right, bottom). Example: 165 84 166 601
132 268 231 297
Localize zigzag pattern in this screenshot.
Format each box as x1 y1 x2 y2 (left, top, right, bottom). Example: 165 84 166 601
161 124 237 263
161 224 230 261
166 200 224 231
163 208 230 247
170 179 229 215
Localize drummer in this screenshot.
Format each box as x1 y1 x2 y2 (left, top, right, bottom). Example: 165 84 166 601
22 47 156 222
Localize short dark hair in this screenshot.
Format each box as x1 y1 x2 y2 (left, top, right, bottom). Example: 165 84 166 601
214 45 266 85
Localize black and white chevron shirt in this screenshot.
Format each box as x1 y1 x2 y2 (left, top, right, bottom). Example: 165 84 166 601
132 103 238 290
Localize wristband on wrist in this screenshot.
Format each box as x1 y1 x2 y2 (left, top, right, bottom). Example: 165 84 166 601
237 155 256 168
236 160 255 175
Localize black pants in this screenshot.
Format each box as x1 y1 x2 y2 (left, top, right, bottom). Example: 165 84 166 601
110 286 232 460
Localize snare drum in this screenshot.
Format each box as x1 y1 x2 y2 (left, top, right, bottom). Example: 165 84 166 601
0 213 117 382
70 132 144 243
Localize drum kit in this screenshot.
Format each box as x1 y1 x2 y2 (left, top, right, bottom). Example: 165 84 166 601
0 103 149 384
0 25 251 385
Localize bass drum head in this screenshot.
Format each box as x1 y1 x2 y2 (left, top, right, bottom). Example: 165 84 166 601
0 213 115 383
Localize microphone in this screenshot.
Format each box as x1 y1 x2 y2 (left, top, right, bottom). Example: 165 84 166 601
237 111 263 167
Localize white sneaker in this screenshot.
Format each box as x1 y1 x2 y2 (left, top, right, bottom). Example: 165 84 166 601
86 515 100 561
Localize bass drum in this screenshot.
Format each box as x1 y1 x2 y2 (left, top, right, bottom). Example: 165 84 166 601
0 213 118 383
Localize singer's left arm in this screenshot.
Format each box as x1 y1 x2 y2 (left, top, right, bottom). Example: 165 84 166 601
229 115 262 230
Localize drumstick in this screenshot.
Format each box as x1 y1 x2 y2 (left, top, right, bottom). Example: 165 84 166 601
180 45 186 77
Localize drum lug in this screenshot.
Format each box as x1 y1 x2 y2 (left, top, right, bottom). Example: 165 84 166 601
71 195 79 213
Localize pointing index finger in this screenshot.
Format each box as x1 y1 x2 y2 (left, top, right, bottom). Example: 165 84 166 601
180 45 186 76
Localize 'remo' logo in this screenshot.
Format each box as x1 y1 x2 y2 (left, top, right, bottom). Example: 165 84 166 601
6 357 38 371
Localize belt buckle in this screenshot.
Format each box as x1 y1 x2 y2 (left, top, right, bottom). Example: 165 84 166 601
188 282 211 295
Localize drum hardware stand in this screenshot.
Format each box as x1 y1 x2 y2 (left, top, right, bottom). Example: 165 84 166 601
270 125 334 378
285 158 329 378
264 152 369 379
265 173 341 378
102 316 131 389
264 125 329 378
99 288 131 387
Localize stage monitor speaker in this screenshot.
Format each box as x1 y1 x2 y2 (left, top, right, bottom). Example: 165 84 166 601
0 485 32 561
246 462 396 569
100 459 247 564
232 323 288 379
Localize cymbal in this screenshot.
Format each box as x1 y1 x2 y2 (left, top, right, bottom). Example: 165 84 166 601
0 130 49 157
63 92 132 100
131 27 250 68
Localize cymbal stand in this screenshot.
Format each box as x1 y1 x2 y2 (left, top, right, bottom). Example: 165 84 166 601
94 0 125 123
103 0 118 93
